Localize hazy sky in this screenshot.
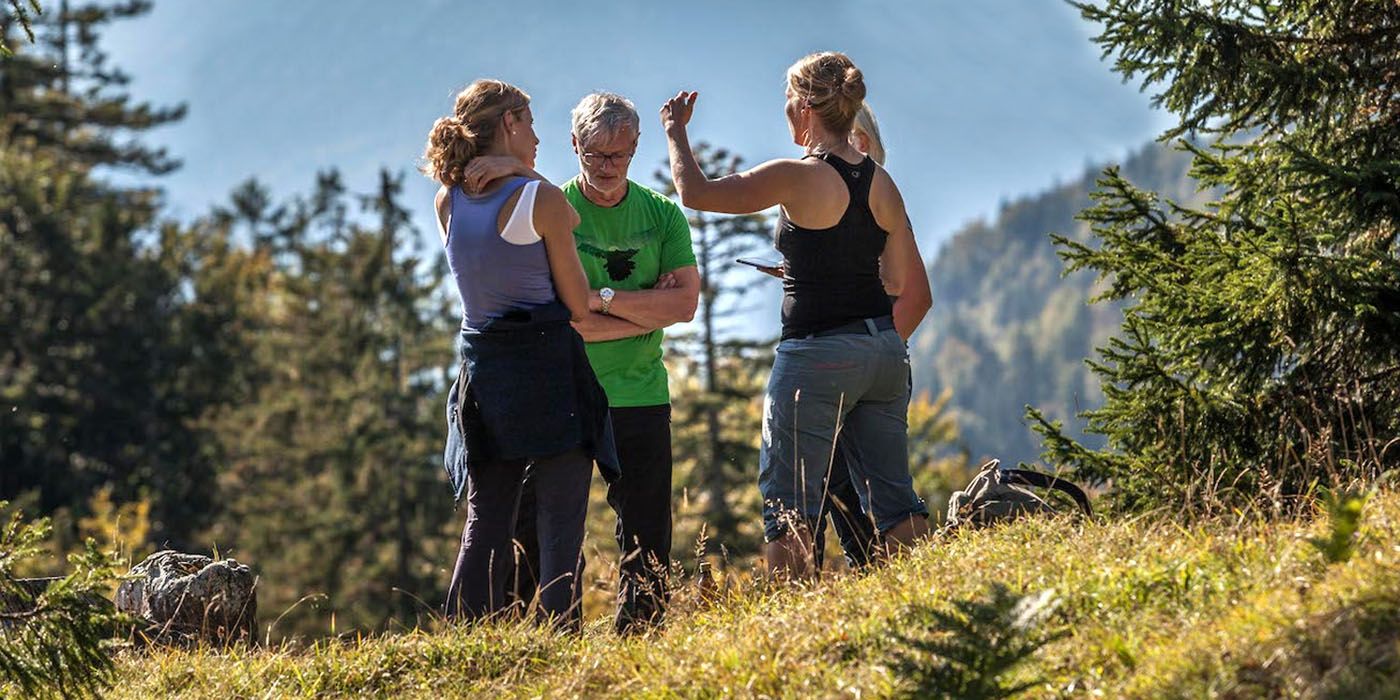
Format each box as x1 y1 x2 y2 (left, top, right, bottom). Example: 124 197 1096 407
100 0 1172 255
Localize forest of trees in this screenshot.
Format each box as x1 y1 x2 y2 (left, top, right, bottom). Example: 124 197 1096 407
0 2 961 641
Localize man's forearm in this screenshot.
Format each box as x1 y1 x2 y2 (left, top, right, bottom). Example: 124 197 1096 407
572 312 654 343
599 288 697 329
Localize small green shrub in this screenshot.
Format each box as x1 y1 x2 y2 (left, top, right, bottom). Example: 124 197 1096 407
0 502 126 699
890 583 1066 699
1308 489 1369 564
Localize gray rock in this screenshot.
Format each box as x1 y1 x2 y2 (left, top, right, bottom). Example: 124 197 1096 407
115 550 257 645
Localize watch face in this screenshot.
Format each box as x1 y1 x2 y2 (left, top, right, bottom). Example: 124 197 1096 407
601 288 615 300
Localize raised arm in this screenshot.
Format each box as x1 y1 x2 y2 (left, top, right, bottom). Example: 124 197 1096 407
534 184 590 321
661 90 801 214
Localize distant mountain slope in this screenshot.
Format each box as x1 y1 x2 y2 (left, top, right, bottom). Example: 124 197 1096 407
910 141 1202 466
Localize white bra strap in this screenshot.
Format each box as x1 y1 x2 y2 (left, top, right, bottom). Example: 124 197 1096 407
499 180 542 245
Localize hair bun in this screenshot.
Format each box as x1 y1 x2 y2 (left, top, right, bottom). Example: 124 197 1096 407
422 79 530 187
841 66 866 102
786 51 868 133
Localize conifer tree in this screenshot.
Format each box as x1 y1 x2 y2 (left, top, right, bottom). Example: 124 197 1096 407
204 170 457 638
0 1 222 551
1 0 42 56
0 141 230 552
652 144 776 553
0 501 125 699
1031 1 1400 511
1 0 184 174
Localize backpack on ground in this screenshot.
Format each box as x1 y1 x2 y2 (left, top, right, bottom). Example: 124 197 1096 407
944 459 1093 529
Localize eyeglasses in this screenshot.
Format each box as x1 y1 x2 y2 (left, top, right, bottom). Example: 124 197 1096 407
579 150 635 168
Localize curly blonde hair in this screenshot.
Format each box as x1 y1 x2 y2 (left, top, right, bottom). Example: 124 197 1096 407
786 52 866 135
421 79 530 187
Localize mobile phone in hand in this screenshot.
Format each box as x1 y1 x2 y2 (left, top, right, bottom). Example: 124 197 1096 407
736 257 783 273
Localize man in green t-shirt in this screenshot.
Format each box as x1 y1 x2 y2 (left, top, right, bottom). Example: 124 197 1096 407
565 93 699 634
461 92 699 633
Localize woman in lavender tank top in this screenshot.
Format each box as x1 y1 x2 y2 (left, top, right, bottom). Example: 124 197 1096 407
422 80 617 629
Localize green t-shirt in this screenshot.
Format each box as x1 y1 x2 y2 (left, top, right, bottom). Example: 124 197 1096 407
564 178 697 408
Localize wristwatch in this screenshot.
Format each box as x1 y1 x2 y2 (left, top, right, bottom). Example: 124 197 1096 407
599 287 615 315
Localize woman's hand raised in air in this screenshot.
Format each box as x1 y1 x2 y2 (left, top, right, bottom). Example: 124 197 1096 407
660 91 698 134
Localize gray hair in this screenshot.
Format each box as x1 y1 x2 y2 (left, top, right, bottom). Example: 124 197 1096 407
571 92 640 146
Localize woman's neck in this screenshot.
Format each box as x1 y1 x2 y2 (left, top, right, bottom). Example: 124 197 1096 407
471 145 517 193
803 128 860 160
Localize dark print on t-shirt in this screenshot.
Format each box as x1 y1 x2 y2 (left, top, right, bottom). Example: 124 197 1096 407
577 228 654 282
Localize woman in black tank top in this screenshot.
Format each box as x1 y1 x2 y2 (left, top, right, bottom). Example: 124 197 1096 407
775 151 893 339
661 52 932 580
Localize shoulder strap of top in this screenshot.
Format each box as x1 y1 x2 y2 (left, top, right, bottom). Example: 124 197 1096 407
499 180 542 245
815 152 876 213
499 176 531 201
453 176 529 206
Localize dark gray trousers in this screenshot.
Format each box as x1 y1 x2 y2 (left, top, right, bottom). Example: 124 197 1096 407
445 447 590 628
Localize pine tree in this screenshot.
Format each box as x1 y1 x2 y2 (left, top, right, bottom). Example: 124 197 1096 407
1 0 184 174
203 170 457 638
1 0 42 57
0 141 232 553
0 1 228 551
0 501 125 699
1031 1 1400 511
652 144 776 555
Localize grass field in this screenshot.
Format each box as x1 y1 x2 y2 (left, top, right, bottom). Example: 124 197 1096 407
100 488 1400 699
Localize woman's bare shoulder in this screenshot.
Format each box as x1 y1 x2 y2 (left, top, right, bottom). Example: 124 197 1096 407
869 162 902 199
531 181 580 232
867 163 908 229
746 157 822 189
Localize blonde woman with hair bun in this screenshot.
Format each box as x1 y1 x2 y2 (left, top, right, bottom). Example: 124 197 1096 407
663 51 932 580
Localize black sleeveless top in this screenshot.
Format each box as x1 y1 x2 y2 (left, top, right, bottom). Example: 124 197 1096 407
774 153 893 340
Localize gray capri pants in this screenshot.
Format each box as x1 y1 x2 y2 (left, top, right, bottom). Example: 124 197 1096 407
758 320 928 542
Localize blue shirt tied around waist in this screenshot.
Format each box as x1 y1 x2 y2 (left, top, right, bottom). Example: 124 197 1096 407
443 300 620 502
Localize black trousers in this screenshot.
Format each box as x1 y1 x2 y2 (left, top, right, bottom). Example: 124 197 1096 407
445 447 591 628
814 435 879 569
511 405 673 634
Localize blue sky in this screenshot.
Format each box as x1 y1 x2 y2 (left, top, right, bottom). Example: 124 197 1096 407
101 0 1171 255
